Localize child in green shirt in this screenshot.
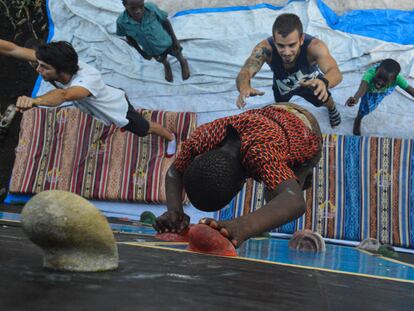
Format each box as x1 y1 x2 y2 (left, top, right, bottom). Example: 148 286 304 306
346 59 414 135
116 0 190 82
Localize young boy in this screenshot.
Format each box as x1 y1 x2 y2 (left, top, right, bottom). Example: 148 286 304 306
153 103 322 248
116 0 190 83
346 59 414 135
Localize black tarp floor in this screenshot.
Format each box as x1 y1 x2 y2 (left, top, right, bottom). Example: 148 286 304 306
1 216 414 311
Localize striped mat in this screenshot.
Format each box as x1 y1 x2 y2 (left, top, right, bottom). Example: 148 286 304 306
216 134 414 249
10 107 196 203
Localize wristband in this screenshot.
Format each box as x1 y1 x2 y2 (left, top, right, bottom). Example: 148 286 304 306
318 76 330 88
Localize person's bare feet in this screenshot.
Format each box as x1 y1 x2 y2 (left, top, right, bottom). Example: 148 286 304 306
198 217 248 248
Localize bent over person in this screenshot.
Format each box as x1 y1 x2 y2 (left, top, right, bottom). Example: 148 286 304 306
0 39 177 155
154 103 322 247
236 13 343 127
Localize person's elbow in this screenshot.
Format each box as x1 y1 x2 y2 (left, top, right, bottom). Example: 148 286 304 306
290 194 306 218
337 69 343 84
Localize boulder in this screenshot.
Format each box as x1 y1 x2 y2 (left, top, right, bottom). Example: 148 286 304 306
21 190 118 272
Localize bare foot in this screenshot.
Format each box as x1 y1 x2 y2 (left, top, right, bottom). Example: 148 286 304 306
198 218 248 248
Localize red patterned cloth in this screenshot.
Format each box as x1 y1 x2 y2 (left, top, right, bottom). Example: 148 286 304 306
174 105 321 190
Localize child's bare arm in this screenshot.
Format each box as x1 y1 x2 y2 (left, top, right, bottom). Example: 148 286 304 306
162 19 180 49
404 85 414 99
346 80 368 106
125 36 152 60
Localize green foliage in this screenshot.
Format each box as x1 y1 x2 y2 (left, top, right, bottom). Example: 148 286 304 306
0 0 47 41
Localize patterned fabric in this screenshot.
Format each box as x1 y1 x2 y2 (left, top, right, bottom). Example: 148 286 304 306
174 105 321 190
10 107 196 203
358 87 395 117
216 134 414 249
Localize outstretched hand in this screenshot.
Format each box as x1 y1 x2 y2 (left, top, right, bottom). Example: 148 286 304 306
153 210 190 233
300 78 329 103
345 96 358 106
236 87 265 109
16 96 36 112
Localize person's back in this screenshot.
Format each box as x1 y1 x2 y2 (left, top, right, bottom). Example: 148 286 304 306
54 61 129 127
154 103 322 248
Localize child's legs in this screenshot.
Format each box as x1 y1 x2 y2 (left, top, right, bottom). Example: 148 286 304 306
353 113 363 136
170 46 190 80
356 93 383 135
155 53 173 82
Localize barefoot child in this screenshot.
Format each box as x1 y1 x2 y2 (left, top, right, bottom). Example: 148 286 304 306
116 0 190 82
346 58 414 135
153 103 322 248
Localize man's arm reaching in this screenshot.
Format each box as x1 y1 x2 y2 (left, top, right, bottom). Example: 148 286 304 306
0 39 37 62
235 40 271 109
301 39 343 102
16 86 91 111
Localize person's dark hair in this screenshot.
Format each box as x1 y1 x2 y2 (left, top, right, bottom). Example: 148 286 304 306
377 58 401 77
272 13 303 37
183 126 245 212
36 41 79 75
183 150 246 212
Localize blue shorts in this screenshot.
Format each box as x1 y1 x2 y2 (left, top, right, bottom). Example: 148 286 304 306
358 87 395 117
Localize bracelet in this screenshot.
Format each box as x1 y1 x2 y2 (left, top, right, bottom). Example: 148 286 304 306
318 76 330 88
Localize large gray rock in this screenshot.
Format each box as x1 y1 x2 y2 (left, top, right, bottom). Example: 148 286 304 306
21 190 118 272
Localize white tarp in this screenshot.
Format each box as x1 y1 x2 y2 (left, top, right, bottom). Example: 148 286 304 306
37 0 414 139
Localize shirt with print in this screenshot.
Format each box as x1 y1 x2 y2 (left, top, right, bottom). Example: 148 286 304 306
54 62 129 127
174 105 321 190
362 65 409 93
116 2 172 56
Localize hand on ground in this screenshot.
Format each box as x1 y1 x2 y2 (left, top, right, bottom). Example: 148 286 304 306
153 210 190 233
199 218 240 247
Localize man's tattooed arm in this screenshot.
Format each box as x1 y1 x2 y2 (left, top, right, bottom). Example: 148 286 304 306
236 42 270 91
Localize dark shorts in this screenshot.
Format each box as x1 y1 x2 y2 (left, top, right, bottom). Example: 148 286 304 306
122 102 150 137
153 45 183 62
273 77 331 108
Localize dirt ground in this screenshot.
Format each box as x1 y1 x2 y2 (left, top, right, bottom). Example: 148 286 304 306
0 1 47 203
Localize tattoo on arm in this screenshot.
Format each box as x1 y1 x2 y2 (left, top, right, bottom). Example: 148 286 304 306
242 46 267 77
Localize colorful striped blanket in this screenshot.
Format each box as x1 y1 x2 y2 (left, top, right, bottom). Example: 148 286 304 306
216 134 414 249
10 107 196 203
